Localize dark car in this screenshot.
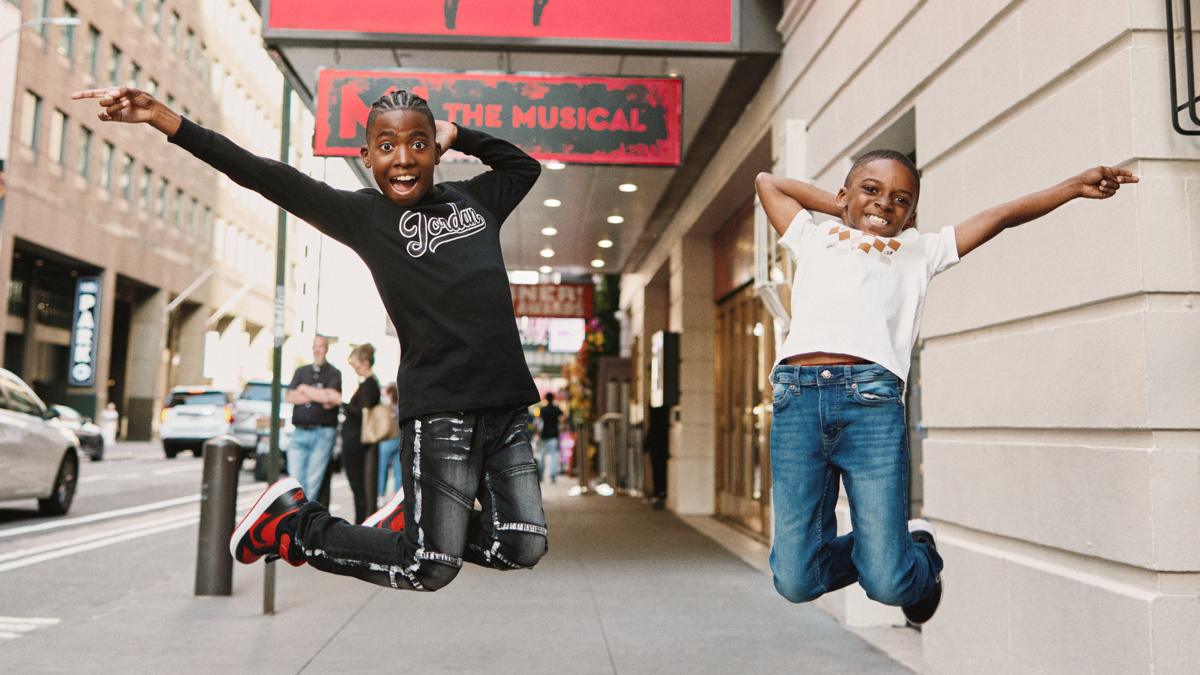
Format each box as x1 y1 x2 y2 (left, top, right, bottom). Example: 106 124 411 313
50 405 104 461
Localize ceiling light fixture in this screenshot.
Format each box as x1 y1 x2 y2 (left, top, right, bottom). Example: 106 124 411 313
540 248 555 258
607 215 624 224
591 259 605 268
539 265 553 274
598 239 613 248
543 198 562 207
545 161 566 170
541 227 558 236
618 183 637 193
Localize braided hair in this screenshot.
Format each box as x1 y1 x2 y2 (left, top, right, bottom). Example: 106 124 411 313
366 90 436 139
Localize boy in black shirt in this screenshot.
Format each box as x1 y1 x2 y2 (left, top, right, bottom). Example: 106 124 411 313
74 86 547 591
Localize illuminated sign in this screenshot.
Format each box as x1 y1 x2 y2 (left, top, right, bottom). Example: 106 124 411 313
316 70 682 165
511 283 594 318
265 0 732 46
68 276 102 387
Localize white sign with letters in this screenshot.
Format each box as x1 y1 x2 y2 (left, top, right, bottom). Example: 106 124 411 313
68 276 102 387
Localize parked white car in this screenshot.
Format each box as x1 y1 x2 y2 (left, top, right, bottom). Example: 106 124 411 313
159 387 233 458
0 368 82 515
231 381 294 456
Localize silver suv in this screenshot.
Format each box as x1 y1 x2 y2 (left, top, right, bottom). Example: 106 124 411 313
159 387 232 458
231 381 294 458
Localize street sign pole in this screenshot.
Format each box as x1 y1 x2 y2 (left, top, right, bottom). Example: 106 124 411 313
264 80 292 615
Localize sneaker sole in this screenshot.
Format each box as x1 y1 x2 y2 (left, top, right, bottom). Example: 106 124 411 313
363 487 405 528
229 477 303 560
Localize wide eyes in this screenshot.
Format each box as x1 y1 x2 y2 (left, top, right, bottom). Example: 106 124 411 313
861 185 909 206
379 141 394 152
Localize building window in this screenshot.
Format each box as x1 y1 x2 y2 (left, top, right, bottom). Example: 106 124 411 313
99 142 114 191
135 0 146 20
77 126 93 177
108 45 122 88
156 178 168 218
168 12 180 52
19 91 43 156
129 62 141 89
185 28 195 65
174 188 184 227
140 167 153 210
33 0 49 39
120 154 134 201
152 0 164 37
85 26 100 79
147 79 159 97
48 110 68 165
59 4 78 60
202 206 212 243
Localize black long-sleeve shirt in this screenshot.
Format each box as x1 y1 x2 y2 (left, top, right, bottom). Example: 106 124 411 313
170 119 541 421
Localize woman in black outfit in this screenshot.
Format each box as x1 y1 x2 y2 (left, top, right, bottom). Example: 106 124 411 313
342 343 381 524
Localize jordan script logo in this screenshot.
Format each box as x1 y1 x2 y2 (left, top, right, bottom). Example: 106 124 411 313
399 203 487 258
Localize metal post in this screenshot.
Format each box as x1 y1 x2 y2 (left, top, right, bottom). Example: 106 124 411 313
575 418 590 494
364 442 379 516
264 80 293 615
195 436 241 596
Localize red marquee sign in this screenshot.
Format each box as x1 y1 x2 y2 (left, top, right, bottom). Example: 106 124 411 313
316 70 682 165
266 0 732 45
511 284 594 319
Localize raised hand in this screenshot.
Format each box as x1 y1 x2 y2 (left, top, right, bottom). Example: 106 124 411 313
70 87 181 135
434 119 458 156
1077 166 1138 199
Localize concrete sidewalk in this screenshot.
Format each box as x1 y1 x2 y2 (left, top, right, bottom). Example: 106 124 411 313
3 478 915 674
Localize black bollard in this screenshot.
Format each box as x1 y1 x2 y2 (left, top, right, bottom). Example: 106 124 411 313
195 435 242 597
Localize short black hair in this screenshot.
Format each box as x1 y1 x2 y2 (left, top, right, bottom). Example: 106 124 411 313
366 90 436 140
545 392 555 403
846 149 920 192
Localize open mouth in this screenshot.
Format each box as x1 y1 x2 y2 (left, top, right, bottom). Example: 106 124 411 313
865 214 889 227
389 175 418 192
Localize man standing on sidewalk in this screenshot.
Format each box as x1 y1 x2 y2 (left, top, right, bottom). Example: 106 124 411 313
537 392 563 483
285 335 342 501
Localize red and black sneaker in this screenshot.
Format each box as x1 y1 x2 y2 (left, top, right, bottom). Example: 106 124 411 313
230 477 308 566
362 487 406 532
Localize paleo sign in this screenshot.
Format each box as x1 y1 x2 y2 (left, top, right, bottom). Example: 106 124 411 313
315 70 682 166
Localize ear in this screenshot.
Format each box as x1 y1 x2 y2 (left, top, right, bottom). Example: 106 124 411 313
835 187 848 208
360 145 372 168
902 210 918 230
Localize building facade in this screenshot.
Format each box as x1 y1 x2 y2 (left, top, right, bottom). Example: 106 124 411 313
2 0 306 437
621 0 1200 671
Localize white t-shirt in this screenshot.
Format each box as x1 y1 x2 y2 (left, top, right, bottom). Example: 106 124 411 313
776 209 960 381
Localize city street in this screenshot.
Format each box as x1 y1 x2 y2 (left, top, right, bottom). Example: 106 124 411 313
0 441 914 674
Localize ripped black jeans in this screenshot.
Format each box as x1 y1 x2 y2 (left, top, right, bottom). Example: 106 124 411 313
291 404 548 591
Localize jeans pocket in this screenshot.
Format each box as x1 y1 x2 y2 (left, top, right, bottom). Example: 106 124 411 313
850 380 902 405
772 382 796 411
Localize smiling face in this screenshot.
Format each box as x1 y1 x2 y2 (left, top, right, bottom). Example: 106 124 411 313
360 108 440 208
836 158 919 238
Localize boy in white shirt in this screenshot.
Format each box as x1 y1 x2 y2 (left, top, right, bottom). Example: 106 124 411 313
755 151 1136 623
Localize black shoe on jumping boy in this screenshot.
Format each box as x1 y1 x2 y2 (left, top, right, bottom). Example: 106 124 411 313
902 519 942 625
230 477 308 566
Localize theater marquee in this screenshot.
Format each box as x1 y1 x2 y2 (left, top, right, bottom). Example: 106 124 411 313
315 70 682 166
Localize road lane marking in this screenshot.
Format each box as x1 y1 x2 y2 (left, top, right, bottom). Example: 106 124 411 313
0 515 200 573
0 483 266 539
151 465 205 476
80 473 142 484
0 616 61 642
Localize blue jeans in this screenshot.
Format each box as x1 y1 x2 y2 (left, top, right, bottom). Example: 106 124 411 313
377 435 402 495
286 426 337 500
539 436 559 483
769 364 942 607
292 404 548 591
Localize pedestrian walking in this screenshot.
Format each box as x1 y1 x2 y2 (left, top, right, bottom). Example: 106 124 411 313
537 392 562 483
755 153 1137 624
72 85 547 592
377 382 402 499
342 343 381 524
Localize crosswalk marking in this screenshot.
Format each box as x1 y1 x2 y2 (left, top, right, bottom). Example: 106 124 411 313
0 616 60 642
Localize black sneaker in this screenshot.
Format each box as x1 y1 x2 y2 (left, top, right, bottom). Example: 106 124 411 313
230 477 307 566
903 519 942 625
362 487 406 531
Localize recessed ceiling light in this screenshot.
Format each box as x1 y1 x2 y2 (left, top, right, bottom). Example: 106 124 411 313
591 259 605 268
543 198 562 207
540 248 555 258
607 215 624 224
546 161 566 170
541 227 558 236
539 265 553 274
598 239 613 248
618 183 637 193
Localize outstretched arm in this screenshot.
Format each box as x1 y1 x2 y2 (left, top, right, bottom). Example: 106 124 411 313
70 87 181 136
754 173 842 237
954 166 1138 257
